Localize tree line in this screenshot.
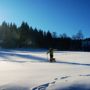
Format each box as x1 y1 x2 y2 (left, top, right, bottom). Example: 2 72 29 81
0 21 90 51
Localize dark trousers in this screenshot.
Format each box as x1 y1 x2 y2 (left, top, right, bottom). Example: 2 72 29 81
50 54 53 62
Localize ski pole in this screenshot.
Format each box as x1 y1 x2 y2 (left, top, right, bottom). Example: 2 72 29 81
47 54 48 61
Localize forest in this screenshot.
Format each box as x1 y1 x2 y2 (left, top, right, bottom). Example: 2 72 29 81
0 21 90 51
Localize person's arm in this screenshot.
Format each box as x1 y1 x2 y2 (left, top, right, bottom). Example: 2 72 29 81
47 50 49 54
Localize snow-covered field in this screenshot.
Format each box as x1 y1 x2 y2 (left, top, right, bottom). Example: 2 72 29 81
0 49 90 90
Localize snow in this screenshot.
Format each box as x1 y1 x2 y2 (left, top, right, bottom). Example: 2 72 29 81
0 49 90 90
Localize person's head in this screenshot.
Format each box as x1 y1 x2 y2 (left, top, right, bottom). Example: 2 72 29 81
49 48 53 50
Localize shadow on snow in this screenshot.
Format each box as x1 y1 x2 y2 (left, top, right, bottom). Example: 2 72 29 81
0 50 48 63
0 50 90 66
56 61 90 66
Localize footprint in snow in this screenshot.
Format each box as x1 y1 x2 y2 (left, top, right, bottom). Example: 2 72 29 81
32 76 70 90
50 78 58 85
50 81 56 84
32 83 49 90
80 74 90 76
54 78 58 80
32 78 58 90
60 76 70 79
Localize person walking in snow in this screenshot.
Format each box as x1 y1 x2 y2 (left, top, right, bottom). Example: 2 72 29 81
47 48 55 62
